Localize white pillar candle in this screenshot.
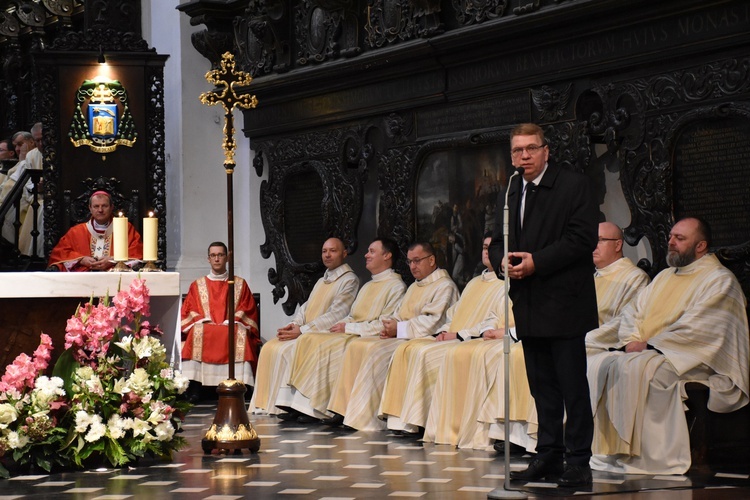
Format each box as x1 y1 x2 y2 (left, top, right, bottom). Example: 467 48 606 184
143 212 158 261
113 214 128 261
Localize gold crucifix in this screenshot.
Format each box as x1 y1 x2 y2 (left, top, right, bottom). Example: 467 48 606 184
198 52 260 455
199 52 258 170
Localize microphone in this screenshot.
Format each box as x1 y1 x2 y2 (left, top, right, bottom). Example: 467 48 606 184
503 167 524 214
498 164 524 492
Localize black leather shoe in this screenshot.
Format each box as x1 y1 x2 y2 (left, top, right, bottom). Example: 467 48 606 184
493 440 525 455
277 410 300 422
321 413 344 427
509 458 563 481
557 464 593 487
296 414 319 424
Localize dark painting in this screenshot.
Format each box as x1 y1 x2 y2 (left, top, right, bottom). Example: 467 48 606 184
416 144 509 289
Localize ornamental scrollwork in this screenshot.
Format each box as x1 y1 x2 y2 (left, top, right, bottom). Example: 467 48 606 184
452 0 507 25
256 126 367 314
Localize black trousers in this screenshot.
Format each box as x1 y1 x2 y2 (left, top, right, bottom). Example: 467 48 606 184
521 335 593 466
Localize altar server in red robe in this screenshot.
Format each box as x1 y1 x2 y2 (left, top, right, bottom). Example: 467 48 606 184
181 241 260 402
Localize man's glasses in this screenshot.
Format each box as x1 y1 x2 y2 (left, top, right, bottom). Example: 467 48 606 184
406 255 433 266
511 144 546 157
209 253 226 259
597 238 621 243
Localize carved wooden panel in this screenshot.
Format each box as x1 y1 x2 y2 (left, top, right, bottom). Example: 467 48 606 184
181 0 750 309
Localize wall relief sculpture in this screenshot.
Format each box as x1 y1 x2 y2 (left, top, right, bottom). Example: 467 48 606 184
181 0 750 310
256 127 369 313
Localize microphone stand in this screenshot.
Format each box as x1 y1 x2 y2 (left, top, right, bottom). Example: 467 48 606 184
489 167 527 499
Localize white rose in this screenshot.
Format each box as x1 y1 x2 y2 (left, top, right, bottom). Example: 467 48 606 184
0 403 18 429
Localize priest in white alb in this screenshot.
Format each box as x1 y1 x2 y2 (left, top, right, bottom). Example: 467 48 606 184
286 237 406 421
379 234 510 434
248 237 359 418
588 217 749 474
327 241 459 431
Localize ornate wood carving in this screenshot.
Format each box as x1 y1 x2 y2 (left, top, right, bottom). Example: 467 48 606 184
453 0 507 25
145 65 168 267
183 0 750 309
294 0 360 65
256 127 368 313
234 1 290 76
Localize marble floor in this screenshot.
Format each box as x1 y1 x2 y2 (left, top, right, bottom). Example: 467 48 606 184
2 402 750 499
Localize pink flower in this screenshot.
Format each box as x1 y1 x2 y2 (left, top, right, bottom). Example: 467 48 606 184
0 353 36 391
32 334 53 372
128 279 151 317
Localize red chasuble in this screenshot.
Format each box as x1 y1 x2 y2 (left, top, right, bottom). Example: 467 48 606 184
180 276 261 372
48 220 143 271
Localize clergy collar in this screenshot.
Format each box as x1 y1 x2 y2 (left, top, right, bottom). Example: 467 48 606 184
207 271 228 281
91 218 111 234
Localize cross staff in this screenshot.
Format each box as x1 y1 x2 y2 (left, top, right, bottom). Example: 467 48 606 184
199 52 258 382
200 52 258 170
199 52 260 454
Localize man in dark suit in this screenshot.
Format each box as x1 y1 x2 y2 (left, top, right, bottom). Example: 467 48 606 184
489 123 599 487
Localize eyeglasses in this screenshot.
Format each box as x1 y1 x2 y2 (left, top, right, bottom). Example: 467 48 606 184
597 238 621 243
406 255 433 266
208 253 226 259
511 144 546 157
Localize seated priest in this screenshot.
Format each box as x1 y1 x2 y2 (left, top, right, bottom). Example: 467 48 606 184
181 241 260 403
284 237 407 422
587 217 749 475
425 222 649 452
379 234 512 435
326 241 459 431
249 237 359 417
47 191 142 271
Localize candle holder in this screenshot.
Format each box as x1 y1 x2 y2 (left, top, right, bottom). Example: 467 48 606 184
113 260 130 272
141 260 161 272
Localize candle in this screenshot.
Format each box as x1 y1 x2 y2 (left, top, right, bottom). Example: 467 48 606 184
113 213 128 261
143 212 158 261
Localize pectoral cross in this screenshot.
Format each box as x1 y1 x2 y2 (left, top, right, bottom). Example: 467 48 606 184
200 52 258 171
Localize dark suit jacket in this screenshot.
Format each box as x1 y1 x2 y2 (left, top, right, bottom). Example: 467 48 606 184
489 163 598 339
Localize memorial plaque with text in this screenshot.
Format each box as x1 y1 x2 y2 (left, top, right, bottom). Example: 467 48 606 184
284 171 326 263
673 118 750 248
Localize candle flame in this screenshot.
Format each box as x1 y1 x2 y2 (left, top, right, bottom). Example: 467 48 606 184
118 212 124 217
149 211 154 217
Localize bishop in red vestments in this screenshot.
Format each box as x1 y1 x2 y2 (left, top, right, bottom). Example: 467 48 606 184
48 191 143 271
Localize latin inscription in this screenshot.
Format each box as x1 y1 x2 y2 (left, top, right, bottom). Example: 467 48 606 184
450 3 750 91
673 118 750 247
416 92 530 138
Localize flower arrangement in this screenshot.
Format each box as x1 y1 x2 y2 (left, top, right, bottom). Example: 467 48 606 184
0 279 191 478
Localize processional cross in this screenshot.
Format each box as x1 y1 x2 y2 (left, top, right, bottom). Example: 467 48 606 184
198 52 259 454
